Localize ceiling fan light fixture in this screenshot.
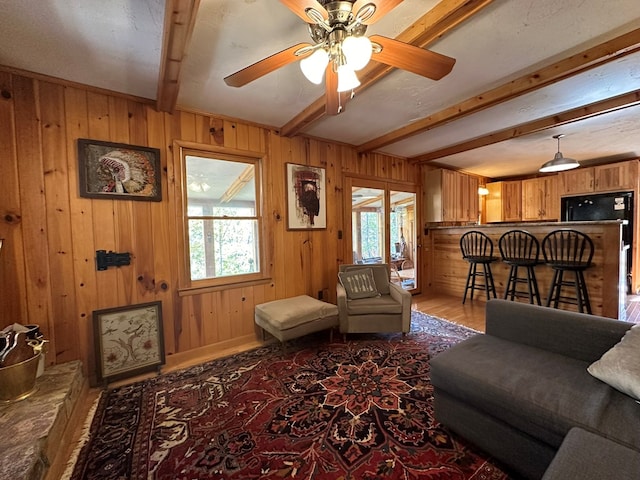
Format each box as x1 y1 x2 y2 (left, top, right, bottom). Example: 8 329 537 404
188 180 211 193
336 64 360 92
539 134 580 173
342 34 372 71
300 48 329 84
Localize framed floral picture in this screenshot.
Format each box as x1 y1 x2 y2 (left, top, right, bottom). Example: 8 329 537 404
77 138 162 201
286 163 327 230
92 301 165 385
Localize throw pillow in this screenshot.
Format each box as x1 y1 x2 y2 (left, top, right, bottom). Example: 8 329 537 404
587 323 640 401
338 268 380 300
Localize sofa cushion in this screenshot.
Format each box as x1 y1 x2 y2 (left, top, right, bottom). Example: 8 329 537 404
542 427 640 480
430 334 640 452
338 268 380 300
588 323 640 401
344 295 402 315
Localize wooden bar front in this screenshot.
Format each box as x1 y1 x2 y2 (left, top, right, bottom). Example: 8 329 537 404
423 221 625 319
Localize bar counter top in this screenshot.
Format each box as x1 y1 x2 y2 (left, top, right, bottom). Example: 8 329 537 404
427 220 626 229
423 221 626 319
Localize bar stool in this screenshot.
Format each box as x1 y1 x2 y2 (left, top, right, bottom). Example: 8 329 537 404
542 229 594 314
460 231 497 304
499 230 541 305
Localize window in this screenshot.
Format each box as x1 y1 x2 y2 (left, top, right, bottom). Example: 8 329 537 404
183 150 262 285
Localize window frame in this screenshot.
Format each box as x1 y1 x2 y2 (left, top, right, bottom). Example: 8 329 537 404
174 141 270 295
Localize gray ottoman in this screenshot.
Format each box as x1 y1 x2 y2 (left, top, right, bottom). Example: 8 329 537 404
255 295 339 345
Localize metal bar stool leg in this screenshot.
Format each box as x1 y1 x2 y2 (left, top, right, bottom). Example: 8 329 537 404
482 263 491 300
525 266 534 304
504 265 515 300
511 265 519 300
577 270 592 314
574 270 584 313
485 263 497 299
463 262 473 304
470 262 478 301
546 269 559 307
528 266 541 305
553 270 565 309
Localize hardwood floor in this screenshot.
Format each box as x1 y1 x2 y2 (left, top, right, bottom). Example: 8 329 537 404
412 292 488 332
412 292 640 328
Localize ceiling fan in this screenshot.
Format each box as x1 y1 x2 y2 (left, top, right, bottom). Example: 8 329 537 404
224 0 456 115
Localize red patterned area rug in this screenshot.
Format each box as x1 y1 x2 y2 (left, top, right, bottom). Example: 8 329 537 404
68 311 509 479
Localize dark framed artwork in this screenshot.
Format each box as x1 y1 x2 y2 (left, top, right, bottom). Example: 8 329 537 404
286 163 327 230
93 301 165 385
77 138 161 201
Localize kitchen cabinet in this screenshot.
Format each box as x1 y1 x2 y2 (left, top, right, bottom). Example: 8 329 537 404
521 176 558 221
558 168 594 195
485 181 522 222
594 160 638 191
424 168 479 222
558 159 639 195
458 173 479 222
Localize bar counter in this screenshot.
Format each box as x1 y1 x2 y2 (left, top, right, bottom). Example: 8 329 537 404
423 221 626 319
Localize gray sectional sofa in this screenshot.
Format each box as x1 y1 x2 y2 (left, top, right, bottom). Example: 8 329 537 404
431 299 640 479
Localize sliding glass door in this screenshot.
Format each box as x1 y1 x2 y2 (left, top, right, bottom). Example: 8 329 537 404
347 178 418 292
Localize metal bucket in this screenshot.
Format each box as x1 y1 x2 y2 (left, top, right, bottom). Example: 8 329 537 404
0 352 41 403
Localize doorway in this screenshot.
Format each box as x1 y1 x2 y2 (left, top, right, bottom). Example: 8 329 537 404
347 178 418 292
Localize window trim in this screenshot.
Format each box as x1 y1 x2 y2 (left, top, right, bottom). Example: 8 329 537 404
174 141 271 293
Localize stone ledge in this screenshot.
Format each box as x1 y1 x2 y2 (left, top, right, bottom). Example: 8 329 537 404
0 361 84 480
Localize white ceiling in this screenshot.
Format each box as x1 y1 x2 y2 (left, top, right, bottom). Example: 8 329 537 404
0 0 639 179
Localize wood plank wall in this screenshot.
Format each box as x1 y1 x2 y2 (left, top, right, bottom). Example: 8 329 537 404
0 71 419 378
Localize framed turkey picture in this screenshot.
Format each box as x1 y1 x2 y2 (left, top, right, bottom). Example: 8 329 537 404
77 138 161 201
286 163 327 230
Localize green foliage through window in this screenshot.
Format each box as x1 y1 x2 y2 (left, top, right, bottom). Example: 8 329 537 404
185 153 261 282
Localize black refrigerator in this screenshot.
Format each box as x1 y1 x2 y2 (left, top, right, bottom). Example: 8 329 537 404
561 191 633 290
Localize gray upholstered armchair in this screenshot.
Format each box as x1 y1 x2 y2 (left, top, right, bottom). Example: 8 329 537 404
336 263 412 338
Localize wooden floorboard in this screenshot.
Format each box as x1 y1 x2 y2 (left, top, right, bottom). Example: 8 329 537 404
412 292 640 329
412 292 488 332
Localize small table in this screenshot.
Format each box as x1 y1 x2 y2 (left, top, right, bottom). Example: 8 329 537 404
390 257 405 269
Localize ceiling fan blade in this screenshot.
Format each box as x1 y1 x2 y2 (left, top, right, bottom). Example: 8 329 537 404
224 43 311 87
325 66 340 115
352 0 402 25
369 35 456 80
279 0 328 23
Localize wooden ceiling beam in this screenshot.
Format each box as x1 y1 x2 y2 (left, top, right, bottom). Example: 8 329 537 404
359 27 640 154
279 0 496 137
410 89 640 164
220 165 255 203
156 0 200 113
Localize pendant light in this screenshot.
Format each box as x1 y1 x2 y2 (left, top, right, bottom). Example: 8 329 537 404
539 134 580 173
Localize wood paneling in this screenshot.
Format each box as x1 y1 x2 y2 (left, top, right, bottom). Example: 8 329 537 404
0 71 419 374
